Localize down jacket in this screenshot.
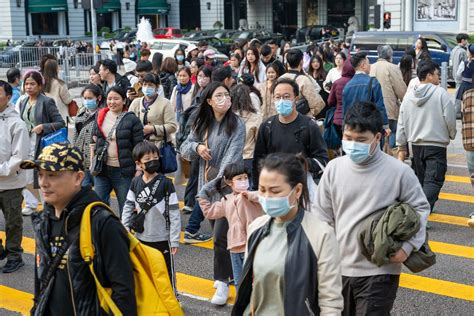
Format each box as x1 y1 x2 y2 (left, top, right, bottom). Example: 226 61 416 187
93 108 144 177
327 60 355 126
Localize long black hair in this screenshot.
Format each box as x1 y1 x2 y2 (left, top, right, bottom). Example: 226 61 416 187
308 55 327 80
192 82 238 139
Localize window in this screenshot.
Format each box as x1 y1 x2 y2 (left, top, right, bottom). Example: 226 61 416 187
31 12 59 35
425 38 443 50
172 29 181 35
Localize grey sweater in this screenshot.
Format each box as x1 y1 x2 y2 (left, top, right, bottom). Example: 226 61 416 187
181 117 246 202
311 148 431 277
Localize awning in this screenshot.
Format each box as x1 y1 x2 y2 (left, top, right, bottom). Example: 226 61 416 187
137 0 170 15
28 0 67 13
96 0 121 14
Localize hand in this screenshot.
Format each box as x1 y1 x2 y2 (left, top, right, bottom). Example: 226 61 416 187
143 124 155 135
171 247 178 255
127 90 138 99
197 144 212 161
32 124 44 134
389 248 408 263
398 150 407 162
384 128 392 137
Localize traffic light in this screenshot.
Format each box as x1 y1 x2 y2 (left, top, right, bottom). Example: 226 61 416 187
383 12 391 29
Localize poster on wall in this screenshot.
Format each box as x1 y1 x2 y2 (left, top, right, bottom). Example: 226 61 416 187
416 0 457 21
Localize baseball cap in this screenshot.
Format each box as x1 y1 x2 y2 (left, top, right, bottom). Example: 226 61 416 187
20 143 84 172
203 49 216 59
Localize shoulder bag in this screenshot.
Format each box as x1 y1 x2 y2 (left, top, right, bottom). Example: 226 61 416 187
159 126 178 174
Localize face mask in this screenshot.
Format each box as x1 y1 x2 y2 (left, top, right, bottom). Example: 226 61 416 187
233 179 249 193
275 99 294 117
342 138 377 164
214 97 231 113
258 189 296 218
83 98 98 110
143 87 156 98
143 159 161 174
176 55 185 62
197 77 210 87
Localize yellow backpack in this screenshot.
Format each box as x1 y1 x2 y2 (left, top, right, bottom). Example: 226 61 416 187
79 202 184 316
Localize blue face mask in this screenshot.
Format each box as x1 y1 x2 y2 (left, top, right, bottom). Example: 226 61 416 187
275 99 294 117
342 139 376 164
176 55 185 62
258 189 296 218
83 98 98 110
143 87 156 97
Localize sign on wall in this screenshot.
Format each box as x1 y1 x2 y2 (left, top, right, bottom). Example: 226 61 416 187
416 0 457 21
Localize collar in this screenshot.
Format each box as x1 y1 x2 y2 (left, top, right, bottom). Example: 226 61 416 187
355 70 366 75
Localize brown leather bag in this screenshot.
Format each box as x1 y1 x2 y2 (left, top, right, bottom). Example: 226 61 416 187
68 100 79 117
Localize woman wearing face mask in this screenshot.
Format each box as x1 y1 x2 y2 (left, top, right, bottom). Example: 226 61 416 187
170 67 195 121
174 48 190 71
129 73 177 147
259 63 280 120
74 84 104 188
180 82 245 305
232 152 343 315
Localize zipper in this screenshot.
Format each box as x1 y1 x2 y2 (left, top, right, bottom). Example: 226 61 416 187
64 213 78 316
305 298 315 316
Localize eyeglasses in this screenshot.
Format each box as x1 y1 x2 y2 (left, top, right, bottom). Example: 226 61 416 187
273 94 293 102
213 93 230 101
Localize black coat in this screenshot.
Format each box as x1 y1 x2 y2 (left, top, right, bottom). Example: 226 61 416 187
94 108 144 177
159 72 177 99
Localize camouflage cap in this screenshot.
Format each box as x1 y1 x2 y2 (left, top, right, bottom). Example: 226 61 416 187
20 143 84 172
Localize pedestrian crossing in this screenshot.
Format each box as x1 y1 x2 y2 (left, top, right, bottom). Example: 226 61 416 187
1 176 473 315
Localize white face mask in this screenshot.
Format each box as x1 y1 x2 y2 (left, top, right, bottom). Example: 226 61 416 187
233 179 249 193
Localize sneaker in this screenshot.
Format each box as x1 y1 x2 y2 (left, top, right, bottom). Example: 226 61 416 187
183 231 212 244
2 259 25 273
210 280 229 305
21 207 35 216
181 206 193 215
468 214 474 228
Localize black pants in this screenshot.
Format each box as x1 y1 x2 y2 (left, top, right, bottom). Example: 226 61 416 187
411 145 447 211
211 218 233 282
0 189 23 261
342 275 400 316
184 159 199 209
139 240 176 294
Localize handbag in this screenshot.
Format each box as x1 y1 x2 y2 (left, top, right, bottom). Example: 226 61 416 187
68 100 79 117
40 127 69 149
91 112 125 177
295 73 311 115
159 126 178 174
323 106 341 150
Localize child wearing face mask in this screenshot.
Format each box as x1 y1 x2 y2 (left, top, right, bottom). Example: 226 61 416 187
122 141 181 296
197 162 263 286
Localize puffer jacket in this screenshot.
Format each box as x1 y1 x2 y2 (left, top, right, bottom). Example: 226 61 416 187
159 72 177 100
31 188 136 316
327 60 354 126
232 209 343 316
94 108 144 177
0 103 29 190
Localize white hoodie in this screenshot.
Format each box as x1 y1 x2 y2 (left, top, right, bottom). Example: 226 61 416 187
397 83 457 150
0 103 29 190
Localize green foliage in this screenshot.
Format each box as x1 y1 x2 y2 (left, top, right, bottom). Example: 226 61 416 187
213 21 223 30
470 34 474 43
99 26 111 34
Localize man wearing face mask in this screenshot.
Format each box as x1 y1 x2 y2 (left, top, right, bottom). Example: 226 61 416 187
252 78 328 190
129 73 177 148
313 102 430 315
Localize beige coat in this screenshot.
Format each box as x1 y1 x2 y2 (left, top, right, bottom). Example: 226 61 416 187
45 78 73 121
170 85 195 113
258 81 277 120
238 110 262 160
280 72 325 118
128 96 177 147
370 58 407 120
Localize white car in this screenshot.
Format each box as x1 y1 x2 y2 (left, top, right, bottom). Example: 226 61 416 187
148 39 228 63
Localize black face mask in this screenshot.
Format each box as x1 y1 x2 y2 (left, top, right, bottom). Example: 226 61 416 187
144 159 161 174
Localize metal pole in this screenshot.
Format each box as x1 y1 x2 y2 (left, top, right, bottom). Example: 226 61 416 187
441 61 448 90
91 0 98 65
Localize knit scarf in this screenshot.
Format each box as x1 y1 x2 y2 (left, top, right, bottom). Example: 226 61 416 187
176 81 192 113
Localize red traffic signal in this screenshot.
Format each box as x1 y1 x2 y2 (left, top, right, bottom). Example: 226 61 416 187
383 12 391 29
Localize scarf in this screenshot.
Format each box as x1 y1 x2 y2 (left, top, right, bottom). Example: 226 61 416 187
176 81 192 113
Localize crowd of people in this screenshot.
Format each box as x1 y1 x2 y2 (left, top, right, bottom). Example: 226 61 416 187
0 31 473 315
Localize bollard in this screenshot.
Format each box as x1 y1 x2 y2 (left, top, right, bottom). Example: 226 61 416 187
75 54 80 78
63 48 70 86
18 48 22 70
441 61 448 90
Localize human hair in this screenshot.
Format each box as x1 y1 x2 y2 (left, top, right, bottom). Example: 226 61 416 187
231 84 257 115
417 37 428 51
100 59 118 74
136 60 152 73
377 45 393 61
265 63 281 78
81 84 102 98
143 73 161 86
6 67 20 84
192 66 212 98
230 52 242 64
211 66 232 82
258 152 309 210
244 46 262 82
178 66 192 78
192 82 238 138
308 55 327 80
344 101 383 135
0 80 13 96
174 48 186 58
268 39 278 46
140 48 151 57
456 33 469 43
107 86 127 100
216 161 250 198
280 41 290 57
405 47 416 59
399 54 414 86
239 73 262 103
198 40 208 48
272 77 299 96
39 54 57 74
286 48 304 69
43 59 64 93
351 52 368 69
161 57 178 74
336 52 347 61
132 141 160 162
260 44 272 57
152 52 163 74
23 70 44 89
90 65 100 74
417 60 440 81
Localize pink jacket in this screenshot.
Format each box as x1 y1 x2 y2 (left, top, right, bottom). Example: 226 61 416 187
198 192 263 253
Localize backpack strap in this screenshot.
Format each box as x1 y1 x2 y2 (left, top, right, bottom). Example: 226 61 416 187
367 77 375 102
264 116 278 152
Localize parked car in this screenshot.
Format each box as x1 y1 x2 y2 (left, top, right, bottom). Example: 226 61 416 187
184 30 213 39
148 39 229 63
231 30 285 46
209 29 238 40
349 31 457 82
294 25 340 44
114 30 137 42
190 36 231 55
153 27 184 39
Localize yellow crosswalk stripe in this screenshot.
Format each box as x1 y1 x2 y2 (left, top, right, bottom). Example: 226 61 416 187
439 192 474 204
0 285 32 316
428 241 474 259
445 175 471 184
429 213 470 227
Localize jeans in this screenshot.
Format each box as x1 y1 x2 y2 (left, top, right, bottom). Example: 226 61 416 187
388 119 398 149
230 252 245 286
0 189 23 260
94 165 133 217
81 170 94 188
185 202 205 235
466 150 474 176
411 145 447 211
184 159 199 209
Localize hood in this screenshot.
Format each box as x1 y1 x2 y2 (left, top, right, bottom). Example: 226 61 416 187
413 83 437 107
342 60 355 78
0 103 20 119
